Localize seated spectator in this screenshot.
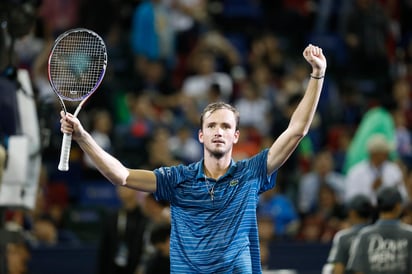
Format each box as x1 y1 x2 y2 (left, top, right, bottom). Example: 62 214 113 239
168 125 202 164
233 79 272 136
96 186 149 274
297 184 347 243
29 214 79 247
298 149 345 216
182 50 233 107
142 223 171 274
257 216 275 270
137 194 170 274
342 94 399 174
83 109 114 179
257 186 300 239
344 134 409 205
6 238 31 274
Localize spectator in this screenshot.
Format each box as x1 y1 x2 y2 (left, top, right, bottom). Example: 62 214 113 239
5 238 31 274
297 149 345 216
233 79 272 136
96 186 149 274
130 0 176 71
182 50 233 107
341 0 392 95
343 93 399 174
347 186 412 274
297 184 347 243
257 186 300 239
137 194 170 274
142 223 171 274
113 93 156 168
29 214 79 247
257 216 275 270
186 30 241 76
168 125 202 164
164 0 208 55
344 134 409 205
247 33 287 80
83 109 114 179
144 126 181 169
38 0 80 38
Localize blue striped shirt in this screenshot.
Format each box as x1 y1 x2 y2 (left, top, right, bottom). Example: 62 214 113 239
154 149 277 273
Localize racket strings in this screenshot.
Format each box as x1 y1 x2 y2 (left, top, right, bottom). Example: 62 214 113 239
49 31 107 101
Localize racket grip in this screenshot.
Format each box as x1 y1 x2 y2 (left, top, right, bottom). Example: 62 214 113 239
58 133 72 171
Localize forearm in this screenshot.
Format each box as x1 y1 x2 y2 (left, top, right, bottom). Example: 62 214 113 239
77 131 129 186
288 71 324 135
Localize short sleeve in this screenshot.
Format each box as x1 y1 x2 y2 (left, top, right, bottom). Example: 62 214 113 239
153 166 179 201
243 149 277 193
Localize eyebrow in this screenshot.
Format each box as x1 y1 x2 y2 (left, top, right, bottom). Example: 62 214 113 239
206 121 233 128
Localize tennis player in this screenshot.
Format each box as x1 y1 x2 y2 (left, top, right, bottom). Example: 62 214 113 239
60 44 327 273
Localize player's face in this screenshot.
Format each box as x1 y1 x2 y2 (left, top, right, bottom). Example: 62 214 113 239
199 109 239 159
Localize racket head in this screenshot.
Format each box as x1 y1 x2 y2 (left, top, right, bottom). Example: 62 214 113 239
47 28 108 102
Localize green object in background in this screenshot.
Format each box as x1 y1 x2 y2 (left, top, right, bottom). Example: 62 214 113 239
114 91 131 125
298 136 314 158
342 107 397 174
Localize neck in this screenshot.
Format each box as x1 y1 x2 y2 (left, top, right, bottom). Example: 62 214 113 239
204 156 231 179
380 212 399 220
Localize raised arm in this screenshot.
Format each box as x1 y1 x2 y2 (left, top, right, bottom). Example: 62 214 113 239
266 44 327 175
60 112 157 192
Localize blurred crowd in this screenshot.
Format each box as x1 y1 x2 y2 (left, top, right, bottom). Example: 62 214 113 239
3 0 412 273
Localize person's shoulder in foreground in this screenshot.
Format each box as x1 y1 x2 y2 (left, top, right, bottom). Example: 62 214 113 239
347 187 412 274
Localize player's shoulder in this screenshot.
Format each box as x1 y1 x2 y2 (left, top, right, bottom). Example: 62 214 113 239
235 149 269 166
399 222 412 234
155 161 200 179
177 161 201 178
334 226 359 242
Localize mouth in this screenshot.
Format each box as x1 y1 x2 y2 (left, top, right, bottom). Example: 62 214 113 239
212 139 225 145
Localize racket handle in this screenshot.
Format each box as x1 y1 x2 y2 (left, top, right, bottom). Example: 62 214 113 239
58 133 72 171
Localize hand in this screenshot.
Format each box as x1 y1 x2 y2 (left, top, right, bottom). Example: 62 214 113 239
303 44 327 76
60 111 85 141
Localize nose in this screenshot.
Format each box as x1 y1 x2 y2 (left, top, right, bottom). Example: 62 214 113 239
214 127 223 136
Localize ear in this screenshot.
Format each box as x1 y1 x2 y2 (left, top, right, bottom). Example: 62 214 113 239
233 130 240 144
198 129 204 144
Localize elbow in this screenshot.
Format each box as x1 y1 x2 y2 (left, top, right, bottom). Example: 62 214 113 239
289 124 309 140
102 167 130 186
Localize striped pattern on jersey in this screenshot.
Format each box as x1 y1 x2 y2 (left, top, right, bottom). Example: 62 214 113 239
154 149 277 273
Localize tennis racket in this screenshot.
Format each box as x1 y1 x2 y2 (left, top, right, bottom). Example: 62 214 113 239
48 28 107 171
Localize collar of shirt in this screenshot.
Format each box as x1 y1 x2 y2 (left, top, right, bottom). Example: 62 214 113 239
195 158 237 181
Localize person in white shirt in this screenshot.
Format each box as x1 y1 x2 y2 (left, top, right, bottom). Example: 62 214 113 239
344 134 409 205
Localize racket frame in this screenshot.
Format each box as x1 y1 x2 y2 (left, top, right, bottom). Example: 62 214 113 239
47 28 108 171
